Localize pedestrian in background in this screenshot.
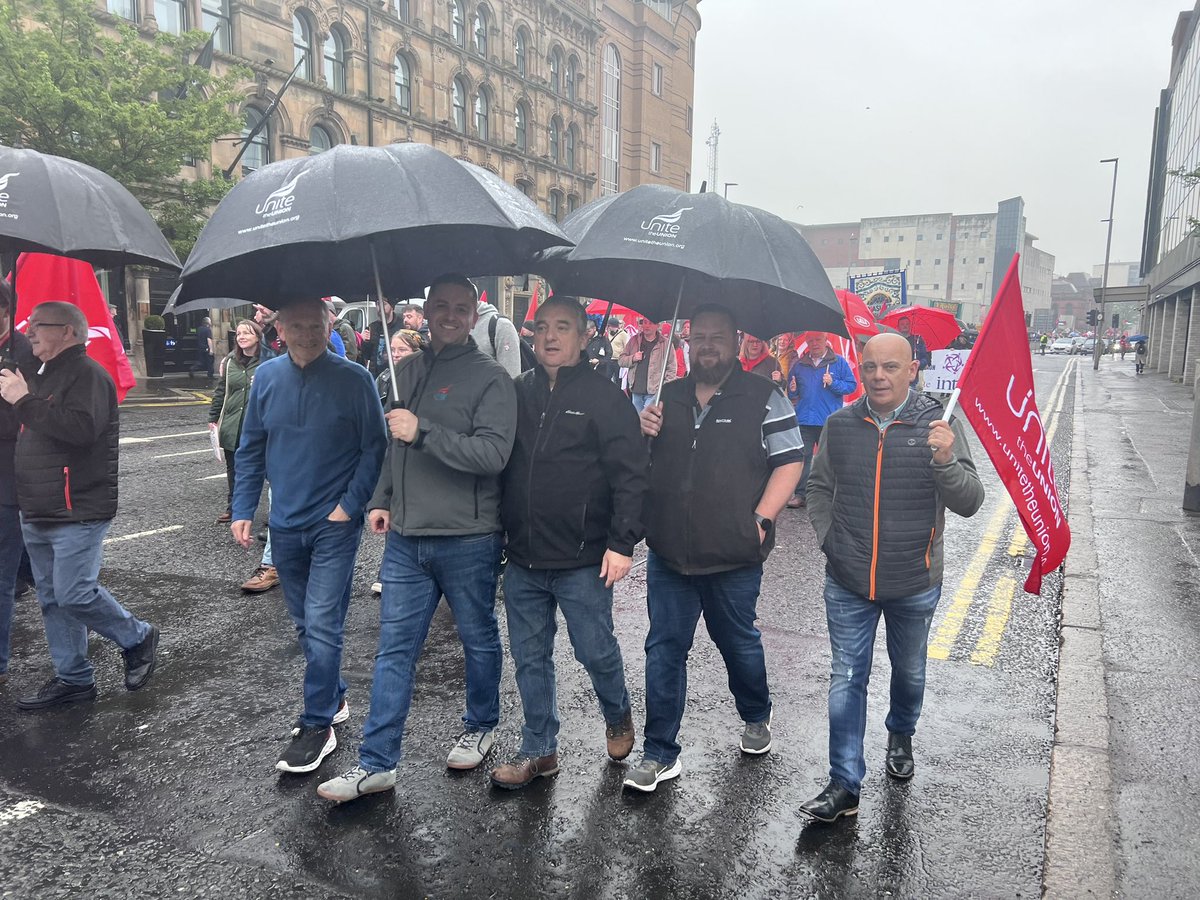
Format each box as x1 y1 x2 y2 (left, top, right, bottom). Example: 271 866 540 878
619 316 678 411
209 319 264 524
1135 339 1147 374
366 298 402 377
738 333 776 380
375 328 424 407
190 315 215 381
785 331 857 509
800 332 983 824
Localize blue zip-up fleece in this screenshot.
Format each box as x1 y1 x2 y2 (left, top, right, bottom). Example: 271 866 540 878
232 351 387 529
787 350 858 426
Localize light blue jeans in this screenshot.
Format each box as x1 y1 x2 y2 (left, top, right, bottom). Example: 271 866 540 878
823 575 942 794
21 517 151 686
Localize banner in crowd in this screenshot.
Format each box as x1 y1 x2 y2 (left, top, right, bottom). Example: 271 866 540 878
847 270 906 319
954 255 1070 594
925 348 971 395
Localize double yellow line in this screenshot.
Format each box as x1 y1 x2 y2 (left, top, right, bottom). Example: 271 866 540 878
927 357 1076 666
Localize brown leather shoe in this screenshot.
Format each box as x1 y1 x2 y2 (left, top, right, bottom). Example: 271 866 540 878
489 753 559 790
216 511 232 523
241 565 280 593
606 710 635 760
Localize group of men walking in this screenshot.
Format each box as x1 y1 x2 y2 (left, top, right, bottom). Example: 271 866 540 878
0 276 984 827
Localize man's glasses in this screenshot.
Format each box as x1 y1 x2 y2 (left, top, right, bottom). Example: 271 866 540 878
26 322 70 332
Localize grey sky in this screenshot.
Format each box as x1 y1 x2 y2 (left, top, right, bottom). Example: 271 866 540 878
690 0 1185 276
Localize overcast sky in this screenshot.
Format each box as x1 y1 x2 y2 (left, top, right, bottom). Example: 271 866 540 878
689 0 1188 275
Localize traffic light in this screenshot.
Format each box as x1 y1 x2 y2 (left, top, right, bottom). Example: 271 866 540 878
1112 312 1119 329
1086 309 1098 326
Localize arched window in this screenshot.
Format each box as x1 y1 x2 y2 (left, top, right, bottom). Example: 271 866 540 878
475 88 490 141
549 190 562 223
548 117 561 164
601 44 621 195
309 124 333 155
450 1 466 48
451 77 467 133
292 12 313 80
515 102 528 152
548 48 562 95
394 55 412 114
514 27 528 78
566 55 578 102
565 124 577 171
474 6 489 56
567 194 579 213
241 108 270 174
394 0 409 22
324 27 347 93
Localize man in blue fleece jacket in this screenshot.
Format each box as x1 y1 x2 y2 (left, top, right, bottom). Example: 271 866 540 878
231 298 387 775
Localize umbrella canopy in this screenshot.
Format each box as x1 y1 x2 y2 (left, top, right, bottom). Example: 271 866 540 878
531 184 844 340
171 143 570 312
880 304 962 350
1127 334 1148 343
584 298 639 321
0 145 180 271
836 289 880 339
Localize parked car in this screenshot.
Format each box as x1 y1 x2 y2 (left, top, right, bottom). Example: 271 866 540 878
337 301 379 336
1050 338 1075 354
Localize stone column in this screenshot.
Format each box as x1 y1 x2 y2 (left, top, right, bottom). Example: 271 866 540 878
1169 296 1190 381
1186 287 1200 386
1154 297 1171 373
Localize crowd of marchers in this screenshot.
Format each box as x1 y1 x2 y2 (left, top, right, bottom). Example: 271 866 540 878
0 276 983 828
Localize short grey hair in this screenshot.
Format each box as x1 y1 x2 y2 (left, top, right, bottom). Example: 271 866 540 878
34 301 88 344
536 296 588 337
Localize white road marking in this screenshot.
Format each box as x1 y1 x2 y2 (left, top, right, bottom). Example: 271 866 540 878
195 474 226 481
0 800 45 825
103 525 185 543
120 430 208 445
153 449 212 459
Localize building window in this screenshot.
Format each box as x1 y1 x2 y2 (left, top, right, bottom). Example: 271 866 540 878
394 55 412 114
549 117 561 163
566 56 578 102
516 180 530 197
324 27 347 93
651 141 662 173
109 0 137 22
864 237 871 244
201 0 230 51
565 124 577 170
976 282 984 289
515 27 528 78
883 236 890 243
917 233 924 240
601 44 621 195
644 0 673 20
515 102 528 152
549 190 562 222
978 256 986 263
549 49 562 95
915 259 922 265
292 12 313 79
475 88 490 140
689 37 695 67
309 124 333 155
395 0 409 22
933 283 939 290
685 104 692 134
568 194 579 213
935 232 943 240
684 171 690 191
155 0 187 34
897 235 905 242
474 6 488 56
451 77 467 132
651 62 663 97
934 258 941 265
241 108 270 174
451 1 466 47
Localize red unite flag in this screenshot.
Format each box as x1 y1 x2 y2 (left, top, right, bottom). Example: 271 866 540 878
14 253 138 403
953 255 1070 594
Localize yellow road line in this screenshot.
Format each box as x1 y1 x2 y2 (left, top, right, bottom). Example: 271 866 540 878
970 576 1017 666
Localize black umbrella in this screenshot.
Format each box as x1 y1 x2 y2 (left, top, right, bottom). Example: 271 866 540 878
171 142 571 312
531 184 844 346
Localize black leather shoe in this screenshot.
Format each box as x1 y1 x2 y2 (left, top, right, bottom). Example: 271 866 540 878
123 624 159 691
799 781 859 823
16 677 97 710
886 732 914 780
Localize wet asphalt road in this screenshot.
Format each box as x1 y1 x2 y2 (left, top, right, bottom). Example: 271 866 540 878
0 361 1075 899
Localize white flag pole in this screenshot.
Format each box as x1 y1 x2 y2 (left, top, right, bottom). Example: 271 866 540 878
941 387 961 422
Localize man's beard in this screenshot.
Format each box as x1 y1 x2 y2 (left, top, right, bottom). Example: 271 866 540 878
692 355 734 385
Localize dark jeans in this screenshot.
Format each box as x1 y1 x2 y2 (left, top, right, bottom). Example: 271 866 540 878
0 503 22 674
223 452 236 513
642 552 771 765
797 424 824 498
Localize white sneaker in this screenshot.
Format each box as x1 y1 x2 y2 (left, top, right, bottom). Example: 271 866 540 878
371 582 382 594
446 729 494 770
317 765 397 803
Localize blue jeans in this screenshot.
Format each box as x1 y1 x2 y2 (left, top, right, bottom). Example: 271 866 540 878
359 532 503 773
0 504 23 674
631 392 655 412
269 516 364 728
20 517 150 686
503 563 631 756
642 552 771 765
823 575 942 794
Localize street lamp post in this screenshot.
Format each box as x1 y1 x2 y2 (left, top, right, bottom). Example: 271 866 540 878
1094 158 1118 371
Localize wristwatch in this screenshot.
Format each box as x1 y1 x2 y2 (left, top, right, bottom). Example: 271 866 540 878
754 513 773 533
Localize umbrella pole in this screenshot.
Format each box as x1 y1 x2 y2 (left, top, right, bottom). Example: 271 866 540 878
601 300 614 331
651 281 685 406
369 241 402 406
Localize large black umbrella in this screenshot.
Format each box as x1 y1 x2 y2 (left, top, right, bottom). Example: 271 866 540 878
0 145 181 270
170 142 571 312
531 184 844 343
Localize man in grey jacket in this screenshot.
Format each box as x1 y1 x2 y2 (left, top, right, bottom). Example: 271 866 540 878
799 333 984 824
470 297 522 378
317 273 517 804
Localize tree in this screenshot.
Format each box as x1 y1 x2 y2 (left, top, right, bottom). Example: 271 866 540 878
0 0 249 261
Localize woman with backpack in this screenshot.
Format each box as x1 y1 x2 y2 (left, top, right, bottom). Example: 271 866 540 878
209 319 265 523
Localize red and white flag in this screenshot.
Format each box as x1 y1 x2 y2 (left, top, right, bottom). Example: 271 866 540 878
14 253 138 403
951 255 1070 594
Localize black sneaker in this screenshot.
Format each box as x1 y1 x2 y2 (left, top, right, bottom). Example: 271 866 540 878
123 624 159 691
16 677 98 711
277 726 336 774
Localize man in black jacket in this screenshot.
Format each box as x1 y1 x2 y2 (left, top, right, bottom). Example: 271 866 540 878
489 297 648 790
624 304 804 793
0 301 158 709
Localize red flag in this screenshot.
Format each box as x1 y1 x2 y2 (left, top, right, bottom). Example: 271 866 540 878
525 282 539 320
954 255 1070 594
14 253 138 403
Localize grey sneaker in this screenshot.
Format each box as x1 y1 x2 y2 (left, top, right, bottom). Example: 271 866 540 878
740 710 773 755
622 757 682 793
317 766 397 803
446 729 494 770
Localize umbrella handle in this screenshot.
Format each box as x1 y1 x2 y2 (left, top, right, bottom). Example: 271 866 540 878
370 240 402 407
651 281 685 406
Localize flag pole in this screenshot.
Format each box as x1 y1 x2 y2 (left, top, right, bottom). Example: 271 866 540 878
651 280 685 405
942 387 961 422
